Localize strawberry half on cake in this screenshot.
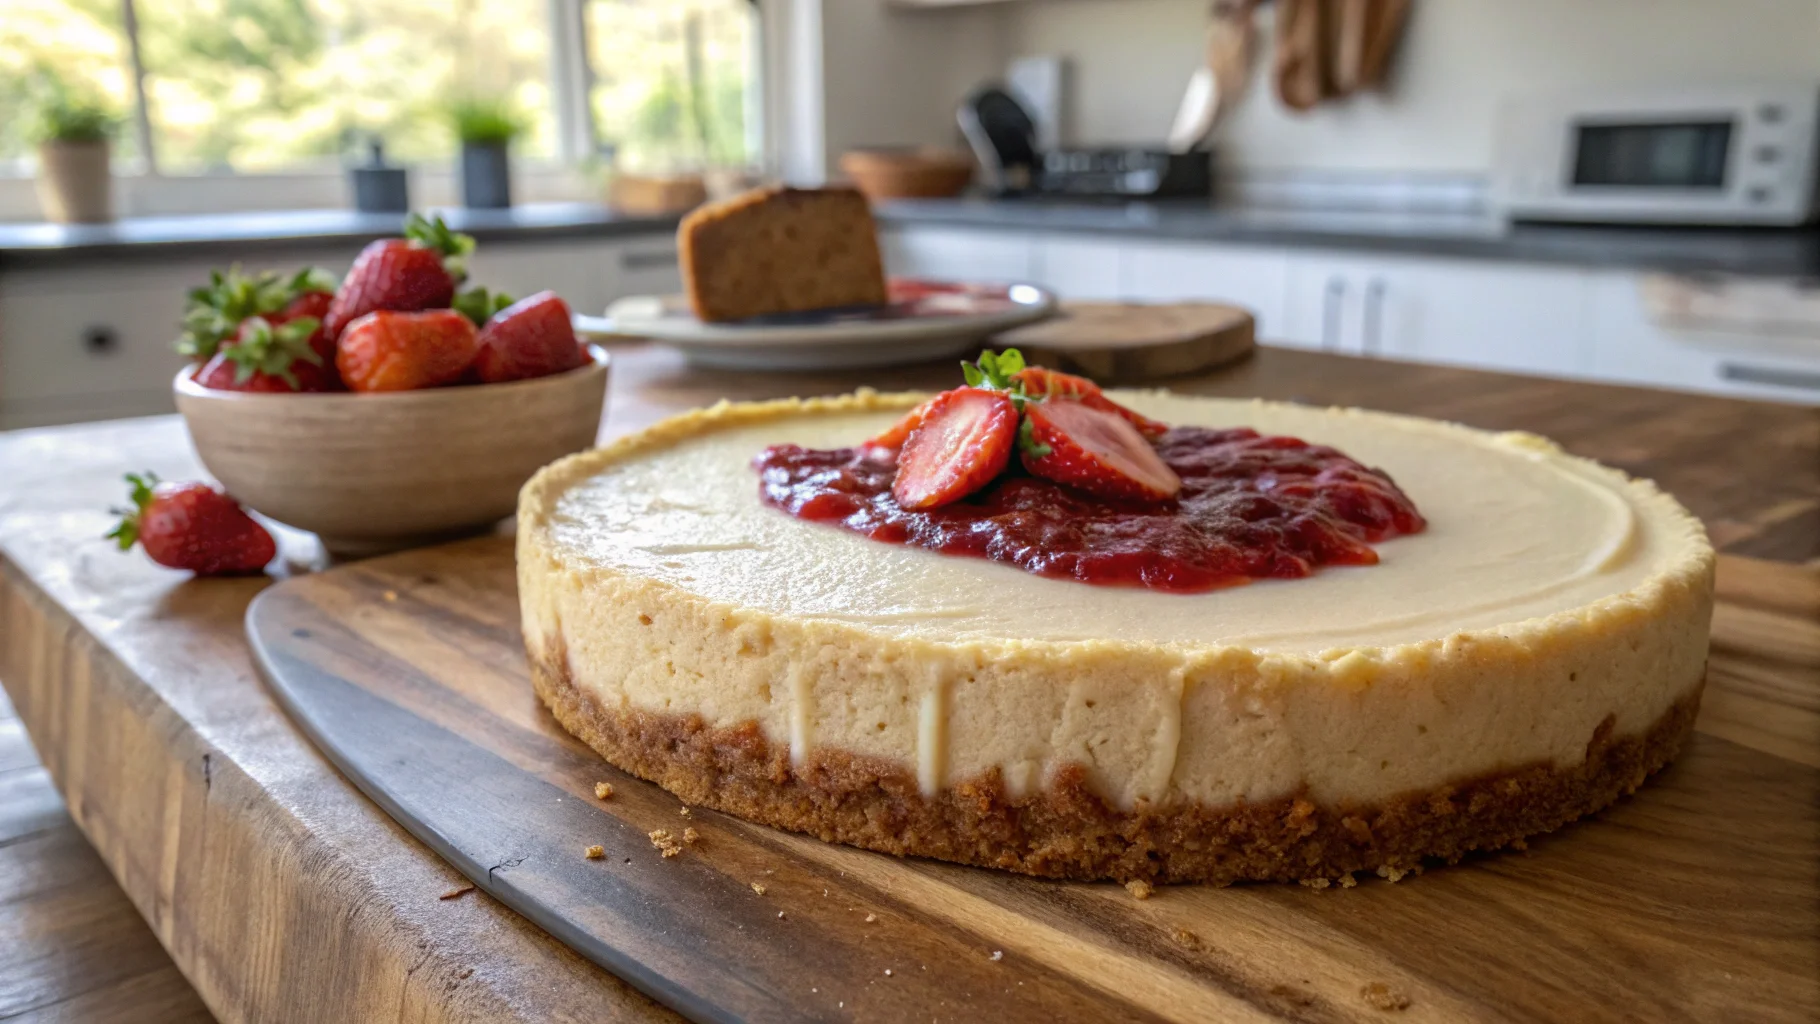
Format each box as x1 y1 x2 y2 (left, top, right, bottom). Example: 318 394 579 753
516 352 1713 886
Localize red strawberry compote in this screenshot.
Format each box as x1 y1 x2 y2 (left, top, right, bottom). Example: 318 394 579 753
754 426 1426 592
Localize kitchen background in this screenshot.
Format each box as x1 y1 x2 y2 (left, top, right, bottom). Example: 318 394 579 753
3 0 1819 429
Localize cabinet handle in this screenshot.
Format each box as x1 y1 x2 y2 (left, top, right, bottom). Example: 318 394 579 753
1321 276 1345 352
1362 277 1387 356
82 325 119 355
1719 362 1820 392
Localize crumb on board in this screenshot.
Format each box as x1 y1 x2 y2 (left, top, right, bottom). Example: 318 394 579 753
1360 982 1412 1012
1376 865 1410 883
382 589 398 602
683 827 700 845
438 885 475 901
679 806 692 817
1170 927 1199 949
777 911 786 919
1124 879 1154 900
864 913 877 923
584 845 605 860
648 829 683 858
594 781 613 800
1339 874 1359 888
884 969 893 977
990 951 1003 962
751 882 767 895
1301 877 1333 889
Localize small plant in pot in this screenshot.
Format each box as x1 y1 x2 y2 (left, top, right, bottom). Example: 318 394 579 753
449 97 522 209
33 82 120 224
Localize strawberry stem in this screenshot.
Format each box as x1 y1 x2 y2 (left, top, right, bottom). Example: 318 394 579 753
961 348 1034 410
404 213 477 283
105 471 158 550
453 286 515 327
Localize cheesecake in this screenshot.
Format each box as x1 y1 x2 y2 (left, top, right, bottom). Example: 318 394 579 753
517 388 1712 884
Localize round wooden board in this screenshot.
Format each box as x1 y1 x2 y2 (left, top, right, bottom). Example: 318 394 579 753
990 301 1255 384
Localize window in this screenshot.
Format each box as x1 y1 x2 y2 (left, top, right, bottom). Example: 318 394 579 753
585 0 758 173
1 0 758 180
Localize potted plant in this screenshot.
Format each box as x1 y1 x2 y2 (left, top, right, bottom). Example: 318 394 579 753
33 84 119 224
449 98 522 209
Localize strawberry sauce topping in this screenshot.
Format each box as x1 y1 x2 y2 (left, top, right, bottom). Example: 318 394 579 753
754 425 1426 593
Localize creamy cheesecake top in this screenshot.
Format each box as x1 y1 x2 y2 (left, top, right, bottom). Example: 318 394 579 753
541 392 1707 655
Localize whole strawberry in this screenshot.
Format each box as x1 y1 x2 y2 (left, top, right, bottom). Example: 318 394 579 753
108 473 276 576
177 265 338 362
337 309 481 392
323 214 475 342
473 291 585 383
194 315 334 393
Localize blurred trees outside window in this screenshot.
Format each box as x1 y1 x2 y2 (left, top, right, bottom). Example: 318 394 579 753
0 0 759 176
586 0 755 173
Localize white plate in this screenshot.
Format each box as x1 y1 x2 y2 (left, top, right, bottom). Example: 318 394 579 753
573 278 1058 371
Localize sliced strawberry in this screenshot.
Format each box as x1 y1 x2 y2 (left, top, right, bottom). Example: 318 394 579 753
473 291 586 383
1021 399 1182 502
891 389 1018 510
867 393 944 449
336 309 481 392
323 214 475 341
1014 365 1170 438
108 472 275 576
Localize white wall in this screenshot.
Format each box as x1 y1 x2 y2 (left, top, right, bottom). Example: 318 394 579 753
996 0 1820 173
815 0 1004 176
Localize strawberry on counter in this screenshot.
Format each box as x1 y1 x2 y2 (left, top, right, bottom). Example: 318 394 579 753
108 472 276 576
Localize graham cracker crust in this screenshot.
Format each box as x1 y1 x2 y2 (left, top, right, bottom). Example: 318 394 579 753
530 643 1701 885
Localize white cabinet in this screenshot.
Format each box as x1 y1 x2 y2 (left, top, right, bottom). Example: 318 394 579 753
1585 272 1820 404
880 227 1035 284
1284 255 1590 378
1117 242 1291 339
466 237 680 317
1031 237 1122 300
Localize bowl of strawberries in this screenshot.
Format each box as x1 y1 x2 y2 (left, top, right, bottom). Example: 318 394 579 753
173 214 608 557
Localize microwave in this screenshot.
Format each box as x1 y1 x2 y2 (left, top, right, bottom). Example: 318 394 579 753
1492 83 1820 226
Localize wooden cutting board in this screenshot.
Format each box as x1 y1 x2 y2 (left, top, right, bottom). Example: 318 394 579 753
990 301 1255 384
246 541 1818 1024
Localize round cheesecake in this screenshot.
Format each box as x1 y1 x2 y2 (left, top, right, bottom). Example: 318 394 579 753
516 390 1713 884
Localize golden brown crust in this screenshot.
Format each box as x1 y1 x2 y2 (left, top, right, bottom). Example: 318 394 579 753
677 185 888 322
531 639 1702 885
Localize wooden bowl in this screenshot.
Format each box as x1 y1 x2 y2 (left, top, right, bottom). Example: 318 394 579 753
174 347 609 558
838 147 975 201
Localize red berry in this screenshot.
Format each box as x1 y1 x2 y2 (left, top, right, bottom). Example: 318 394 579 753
1021 398 1182 502
473 291 585 383
1013 366 1169 438
336 309 481 392
194 316 335 393
324 241 455 341
108 473 275 576
891 388 1018 510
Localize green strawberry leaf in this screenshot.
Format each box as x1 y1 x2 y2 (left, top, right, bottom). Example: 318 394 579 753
176 264 336 360
106 470 159 550
404 213 477 282
453 286 515 327
1017 416 1051 459
224 316 322 390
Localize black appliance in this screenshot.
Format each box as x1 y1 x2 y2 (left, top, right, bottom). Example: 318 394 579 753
958 85 1212 200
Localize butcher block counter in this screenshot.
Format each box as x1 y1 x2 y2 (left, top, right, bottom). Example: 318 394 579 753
1 342 1816 1023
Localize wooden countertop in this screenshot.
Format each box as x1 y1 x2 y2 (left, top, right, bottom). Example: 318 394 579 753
1 343 1815 1023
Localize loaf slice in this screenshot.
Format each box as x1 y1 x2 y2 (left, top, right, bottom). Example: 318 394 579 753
678 186 889 323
